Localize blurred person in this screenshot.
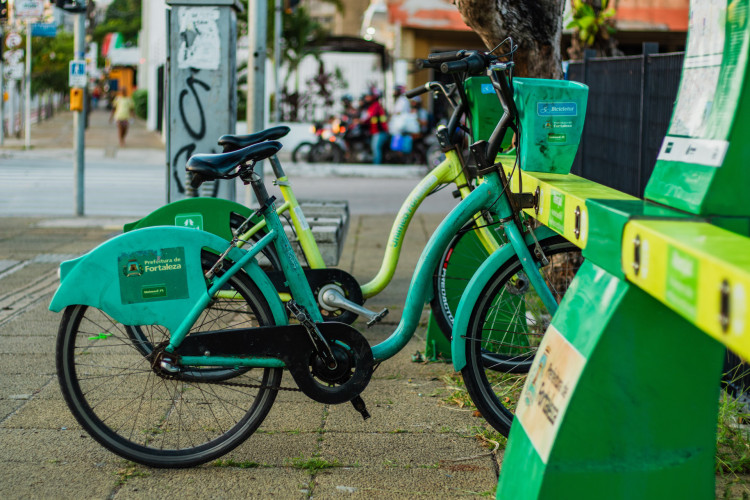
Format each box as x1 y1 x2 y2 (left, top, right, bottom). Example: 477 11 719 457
362 90 388 164
109 90 135 147
393 85 410 115
411 97 430 136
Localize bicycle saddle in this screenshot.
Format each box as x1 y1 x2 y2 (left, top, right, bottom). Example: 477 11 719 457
187 141 282 188
218 126 290 152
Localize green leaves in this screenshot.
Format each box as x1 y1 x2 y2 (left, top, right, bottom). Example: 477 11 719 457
567 0 616 48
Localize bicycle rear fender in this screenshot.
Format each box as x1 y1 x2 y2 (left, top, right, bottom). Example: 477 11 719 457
49 226 286 333
123 197 258 241
451 226 559 372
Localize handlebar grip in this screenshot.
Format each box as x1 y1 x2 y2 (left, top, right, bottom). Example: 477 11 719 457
405 84 429 99
440 53 487 75
427 50 465 63
416 58 442 70
440 59 469 73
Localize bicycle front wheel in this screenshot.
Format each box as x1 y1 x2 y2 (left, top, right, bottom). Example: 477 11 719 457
431 221 502 339
56 257 282 468
461 236 582 436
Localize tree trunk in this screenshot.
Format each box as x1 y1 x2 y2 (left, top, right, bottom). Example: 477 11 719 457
452 0 565 79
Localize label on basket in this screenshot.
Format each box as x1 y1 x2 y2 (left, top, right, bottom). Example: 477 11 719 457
516 325 586 463
118 247 189 304
537 102 578 117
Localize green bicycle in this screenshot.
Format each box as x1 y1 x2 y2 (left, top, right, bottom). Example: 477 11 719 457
51 47 584 468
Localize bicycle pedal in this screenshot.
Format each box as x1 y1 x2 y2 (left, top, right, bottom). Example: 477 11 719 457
351 395 371 420
366 308 389 328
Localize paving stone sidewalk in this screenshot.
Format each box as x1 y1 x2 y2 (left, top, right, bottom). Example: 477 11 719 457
0 214 501 499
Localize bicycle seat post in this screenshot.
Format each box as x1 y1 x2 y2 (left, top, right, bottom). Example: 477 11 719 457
241 163 272 211
269 155 286 179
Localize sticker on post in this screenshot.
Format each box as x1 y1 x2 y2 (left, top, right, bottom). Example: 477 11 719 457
516 325 586 463
665 245 699 321
547 190 565 234
118 247 189 304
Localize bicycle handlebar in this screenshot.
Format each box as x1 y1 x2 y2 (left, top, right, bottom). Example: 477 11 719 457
405 84 430 99
440 52 491 75
427 50 467 63
415 58 441 70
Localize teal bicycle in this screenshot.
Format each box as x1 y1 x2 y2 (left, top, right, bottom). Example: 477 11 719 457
51 48 581 466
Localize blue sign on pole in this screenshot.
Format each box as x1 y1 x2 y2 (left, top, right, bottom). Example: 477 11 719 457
31 23 57 38
69 60 87 88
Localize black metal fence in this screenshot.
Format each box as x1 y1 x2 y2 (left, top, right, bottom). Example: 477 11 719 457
567 51 685 197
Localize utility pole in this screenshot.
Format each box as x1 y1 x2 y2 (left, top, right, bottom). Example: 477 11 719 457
0 23 5 147
273 0 281 123
73 11 85 215
24 19 30 149
247 0 267 203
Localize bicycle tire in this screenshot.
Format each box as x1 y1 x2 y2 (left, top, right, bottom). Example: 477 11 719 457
460 236 582 436
430 221 502 339
292 141 314 162
56 254 282 468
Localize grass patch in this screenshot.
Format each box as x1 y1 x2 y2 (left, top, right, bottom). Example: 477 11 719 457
115 462 149 486
287 454 342 474
441 373 476 410
717 391 750 475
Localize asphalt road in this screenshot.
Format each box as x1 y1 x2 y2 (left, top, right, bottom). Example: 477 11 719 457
0 149 456 218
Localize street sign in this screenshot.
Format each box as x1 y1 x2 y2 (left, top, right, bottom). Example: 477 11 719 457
68 60 87 88
31 23 57 38
14 0 44 19
3 48 24 64
4 63 24 80
5 32 22 49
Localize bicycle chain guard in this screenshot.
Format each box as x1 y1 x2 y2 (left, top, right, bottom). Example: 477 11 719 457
174 322 374 405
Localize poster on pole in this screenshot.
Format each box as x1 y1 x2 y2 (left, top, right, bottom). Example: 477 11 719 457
14 0 45 20
177 7 221 70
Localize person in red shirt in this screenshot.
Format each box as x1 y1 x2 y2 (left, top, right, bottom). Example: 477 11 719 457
363 90 388 164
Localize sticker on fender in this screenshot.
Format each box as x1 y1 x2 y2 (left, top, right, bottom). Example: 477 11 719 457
118 247 189 304
515 325 586 463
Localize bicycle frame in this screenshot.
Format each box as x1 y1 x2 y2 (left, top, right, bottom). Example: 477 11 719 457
159 167 556 367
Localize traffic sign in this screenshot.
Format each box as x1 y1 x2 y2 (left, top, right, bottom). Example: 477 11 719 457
3 48 24 64
5 32 22 49
14 0 44 19
69 60 87 88
4 63 23 80
31 24 57 38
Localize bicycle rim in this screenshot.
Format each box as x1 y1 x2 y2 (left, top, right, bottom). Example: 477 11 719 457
56 257 282 467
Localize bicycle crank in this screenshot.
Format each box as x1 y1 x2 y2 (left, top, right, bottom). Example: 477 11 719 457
173 322 374 406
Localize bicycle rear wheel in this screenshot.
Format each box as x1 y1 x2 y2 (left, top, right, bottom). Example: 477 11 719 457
56 256 282 468
461 236 582 435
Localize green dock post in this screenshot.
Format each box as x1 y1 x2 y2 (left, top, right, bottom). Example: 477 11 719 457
494 0 750 497
424 312 452 361
498 261 724 498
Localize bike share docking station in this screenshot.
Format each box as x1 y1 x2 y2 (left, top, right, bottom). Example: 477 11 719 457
161 0 348 265
489 0 750 497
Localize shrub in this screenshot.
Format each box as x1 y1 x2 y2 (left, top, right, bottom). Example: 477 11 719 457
132 89 148 119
